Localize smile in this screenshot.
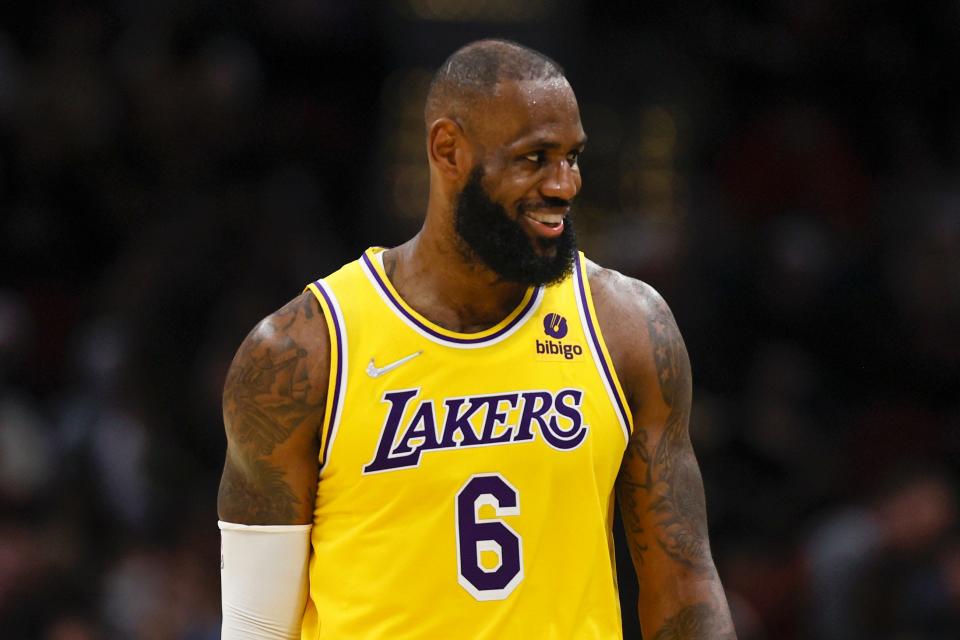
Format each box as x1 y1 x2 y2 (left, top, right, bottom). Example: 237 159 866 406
522 211 566 238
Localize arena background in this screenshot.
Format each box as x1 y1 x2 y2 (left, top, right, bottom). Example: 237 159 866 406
2 2 959 638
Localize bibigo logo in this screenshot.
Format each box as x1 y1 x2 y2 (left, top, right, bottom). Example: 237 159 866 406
536 313 583 360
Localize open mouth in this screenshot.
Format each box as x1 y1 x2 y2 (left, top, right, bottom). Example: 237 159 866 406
522 211 566 238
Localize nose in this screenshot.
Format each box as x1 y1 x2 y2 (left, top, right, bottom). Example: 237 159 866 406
541 159 579 201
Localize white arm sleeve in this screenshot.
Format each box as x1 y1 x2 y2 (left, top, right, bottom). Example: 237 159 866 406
219 520 312 640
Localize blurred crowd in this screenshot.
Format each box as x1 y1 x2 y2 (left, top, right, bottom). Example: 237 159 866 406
1 2 959 639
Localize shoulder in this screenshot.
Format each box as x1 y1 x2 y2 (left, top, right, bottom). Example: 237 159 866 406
232 291 330 377
585 259 668 324
584 259 687 408
223 291 331 441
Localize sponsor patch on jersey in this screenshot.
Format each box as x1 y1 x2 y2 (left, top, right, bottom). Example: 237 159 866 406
543 313 568 338
536 312 584 361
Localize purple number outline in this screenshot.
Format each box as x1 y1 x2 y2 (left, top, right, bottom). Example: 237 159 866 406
454 473 524 601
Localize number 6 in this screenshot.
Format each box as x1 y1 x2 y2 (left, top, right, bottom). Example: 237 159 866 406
455 474 524 601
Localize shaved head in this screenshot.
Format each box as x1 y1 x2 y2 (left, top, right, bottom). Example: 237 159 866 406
424 39 566 131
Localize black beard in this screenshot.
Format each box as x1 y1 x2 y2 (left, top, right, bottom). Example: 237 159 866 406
453 167 577 287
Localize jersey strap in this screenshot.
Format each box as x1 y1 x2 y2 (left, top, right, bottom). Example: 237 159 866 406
573 252 634 441
303 280 347 469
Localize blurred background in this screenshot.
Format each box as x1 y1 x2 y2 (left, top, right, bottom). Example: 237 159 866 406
1 1 959 638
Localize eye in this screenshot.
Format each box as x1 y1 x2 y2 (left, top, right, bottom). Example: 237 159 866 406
523 151 545 165
567 151 580 167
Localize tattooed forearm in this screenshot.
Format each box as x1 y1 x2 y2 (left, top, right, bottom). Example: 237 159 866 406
218 458 299 523
651 604 737 640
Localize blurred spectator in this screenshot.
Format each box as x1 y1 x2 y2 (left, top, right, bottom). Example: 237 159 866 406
805 467 958 639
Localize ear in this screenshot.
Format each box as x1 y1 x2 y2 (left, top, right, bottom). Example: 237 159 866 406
427 118 472 181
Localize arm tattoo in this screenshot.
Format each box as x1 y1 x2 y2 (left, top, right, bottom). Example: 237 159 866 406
223 295 325 456
219 294 325 524
218 458 299 523
652 604 738 640
617 428 652 564
645 298 712 572
618 292 713 573
613 283 737 640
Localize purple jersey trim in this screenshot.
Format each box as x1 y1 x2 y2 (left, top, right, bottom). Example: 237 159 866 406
314 280 344 471
573 253 632 434
360 251 541 346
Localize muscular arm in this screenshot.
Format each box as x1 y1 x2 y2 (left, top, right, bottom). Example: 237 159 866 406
218 292 329 525
589 265 736 640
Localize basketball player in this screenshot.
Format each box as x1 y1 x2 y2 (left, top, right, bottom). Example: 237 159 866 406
217 40 736 639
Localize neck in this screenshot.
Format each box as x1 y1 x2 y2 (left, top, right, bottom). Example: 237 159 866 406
383 220 530 333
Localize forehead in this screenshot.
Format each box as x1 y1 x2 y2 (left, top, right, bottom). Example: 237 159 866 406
473 78 584 149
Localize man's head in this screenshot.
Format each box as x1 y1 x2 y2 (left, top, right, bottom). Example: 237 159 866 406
424 40 586 286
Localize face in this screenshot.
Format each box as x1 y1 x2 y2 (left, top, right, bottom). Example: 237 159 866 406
453 78 586 286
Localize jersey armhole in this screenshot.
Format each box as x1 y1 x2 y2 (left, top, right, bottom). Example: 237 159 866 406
304 280 348 470
572 253 634 442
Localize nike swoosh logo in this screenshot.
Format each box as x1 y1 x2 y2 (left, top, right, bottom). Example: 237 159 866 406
366 351 423 378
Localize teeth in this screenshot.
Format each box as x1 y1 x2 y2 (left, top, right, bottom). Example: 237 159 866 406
526 212 564 225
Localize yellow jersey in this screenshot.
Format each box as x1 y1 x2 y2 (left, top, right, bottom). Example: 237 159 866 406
301 247 633 639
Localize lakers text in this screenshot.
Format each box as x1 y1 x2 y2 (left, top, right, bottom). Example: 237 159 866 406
363 388 588 473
